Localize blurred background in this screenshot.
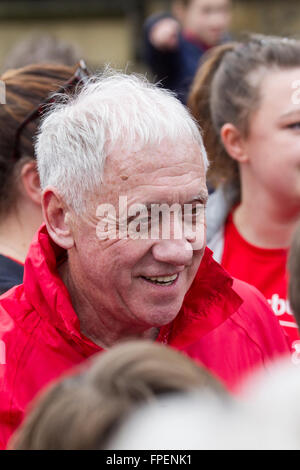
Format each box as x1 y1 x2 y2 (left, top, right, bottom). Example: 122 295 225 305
1 0 300 74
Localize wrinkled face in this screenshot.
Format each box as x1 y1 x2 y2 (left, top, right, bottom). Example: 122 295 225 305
68 138 207 331
180 0 232 45
242 68 300 212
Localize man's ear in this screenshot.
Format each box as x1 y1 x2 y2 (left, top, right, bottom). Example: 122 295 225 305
42 187 75 250
20 161 42 206
220 123 249 163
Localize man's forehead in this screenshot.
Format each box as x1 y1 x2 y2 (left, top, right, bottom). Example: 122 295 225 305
105 139 204 176
95 140 206 209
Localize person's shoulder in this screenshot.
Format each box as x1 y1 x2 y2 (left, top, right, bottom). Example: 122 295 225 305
177 264 289 391
0 284 37 363
231 278 291 354
0 283 32 327
0 286 31 442
232 277 275 314
0 284 43 375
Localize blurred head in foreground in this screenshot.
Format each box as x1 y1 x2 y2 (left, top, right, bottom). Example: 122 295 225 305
110 359 300 450
10 340 224 450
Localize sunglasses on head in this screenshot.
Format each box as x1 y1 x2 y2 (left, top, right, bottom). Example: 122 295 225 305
11 59 90 161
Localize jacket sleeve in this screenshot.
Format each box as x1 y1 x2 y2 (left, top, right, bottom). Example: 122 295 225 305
143 13 181 84
175 278 291 394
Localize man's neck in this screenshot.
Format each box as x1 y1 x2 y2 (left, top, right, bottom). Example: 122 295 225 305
59 260 159 349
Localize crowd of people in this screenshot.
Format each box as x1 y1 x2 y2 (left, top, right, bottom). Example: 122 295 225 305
0 0 300 450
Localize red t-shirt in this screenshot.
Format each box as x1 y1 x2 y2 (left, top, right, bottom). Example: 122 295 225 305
221 212 300 344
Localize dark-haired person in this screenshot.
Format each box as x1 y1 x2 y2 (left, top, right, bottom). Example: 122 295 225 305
0 63 86 294
188 35 300 345
143 0 232 103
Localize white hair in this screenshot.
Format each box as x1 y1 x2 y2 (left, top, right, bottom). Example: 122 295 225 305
35 68 208 213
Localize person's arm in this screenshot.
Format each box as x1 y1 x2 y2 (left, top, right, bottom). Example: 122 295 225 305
143 13 181 85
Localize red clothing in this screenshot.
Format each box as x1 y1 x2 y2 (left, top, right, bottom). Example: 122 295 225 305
222 212 299 343
181 31 211 52
0 225 289 449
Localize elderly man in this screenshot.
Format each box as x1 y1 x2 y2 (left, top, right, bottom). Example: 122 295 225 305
0 70 289 449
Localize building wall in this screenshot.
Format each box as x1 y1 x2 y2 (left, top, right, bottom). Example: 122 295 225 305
0 1 300 72
0 19 132 71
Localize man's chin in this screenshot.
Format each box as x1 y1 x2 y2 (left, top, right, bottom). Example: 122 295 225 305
142 305 182 328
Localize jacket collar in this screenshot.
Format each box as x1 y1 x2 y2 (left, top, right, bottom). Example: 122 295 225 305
23 224 101 355
157 247 243 346
23 224 242 350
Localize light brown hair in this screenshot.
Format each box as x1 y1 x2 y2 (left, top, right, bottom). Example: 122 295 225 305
0 63 77 218
188 36 300 194
11 340 225 450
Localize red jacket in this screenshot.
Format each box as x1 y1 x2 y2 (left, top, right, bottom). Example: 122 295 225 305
0 225 290 449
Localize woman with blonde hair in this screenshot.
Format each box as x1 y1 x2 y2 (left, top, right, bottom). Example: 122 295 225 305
188 36 300 344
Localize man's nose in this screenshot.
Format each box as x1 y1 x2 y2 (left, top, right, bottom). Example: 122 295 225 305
152 239 194 267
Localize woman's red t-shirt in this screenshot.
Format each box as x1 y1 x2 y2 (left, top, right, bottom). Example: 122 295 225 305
221 211 299 344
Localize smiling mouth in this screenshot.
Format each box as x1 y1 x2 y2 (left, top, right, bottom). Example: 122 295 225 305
141 274 178 286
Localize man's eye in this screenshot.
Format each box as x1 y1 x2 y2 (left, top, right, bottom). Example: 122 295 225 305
287 122 300 130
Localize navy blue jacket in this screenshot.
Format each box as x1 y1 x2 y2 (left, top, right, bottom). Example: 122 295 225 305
143 13 231 104
143 13 210 104
0 254 24 295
